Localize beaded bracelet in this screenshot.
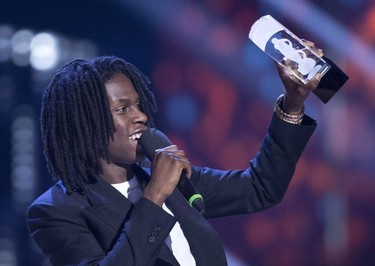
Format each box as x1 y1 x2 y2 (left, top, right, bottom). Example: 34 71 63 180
273 94 304 125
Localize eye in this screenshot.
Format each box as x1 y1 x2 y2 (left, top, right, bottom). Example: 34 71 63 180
116 106 128 113
115 101 142 114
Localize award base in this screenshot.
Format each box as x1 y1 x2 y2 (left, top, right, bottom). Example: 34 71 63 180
313 56 349 104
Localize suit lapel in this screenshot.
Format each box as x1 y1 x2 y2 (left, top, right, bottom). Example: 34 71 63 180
84 177 132 232
165 183 227 265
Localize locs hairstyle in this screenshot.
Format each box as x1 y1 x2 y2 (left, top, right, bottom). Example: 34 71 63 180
41 56 158 193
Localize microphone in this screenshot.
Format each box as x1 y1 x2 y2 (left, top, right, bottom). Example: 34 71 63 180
139 128 205 214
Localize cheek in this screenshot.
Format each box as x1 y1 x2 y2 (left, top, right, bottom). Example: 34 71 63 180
108 136 132 162
110 129 128 151
112 120 128 140
108 129 136 161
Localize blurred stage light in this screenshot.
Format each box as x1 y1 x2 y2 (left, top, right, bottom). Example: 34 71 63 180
30 32 59 71
165 93 199 130
0 238 17 266
0 25 13 62
11 29 34 66
208 24 239 56
259 73 281 103
1 26 98 74
244 45 272 74
11 106 37 208
29 33 97 94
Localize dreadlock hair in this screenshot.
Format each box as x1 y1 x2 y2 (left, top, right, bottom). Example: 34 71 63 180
41 55 158 194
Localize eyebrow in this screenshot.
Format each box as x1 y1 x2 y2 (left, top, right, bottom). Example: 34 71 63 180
113 98 130 104
112 97 139 105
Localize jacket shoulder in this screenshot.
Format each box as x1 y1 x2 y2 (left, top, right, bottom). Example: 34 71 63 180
28 180 88 212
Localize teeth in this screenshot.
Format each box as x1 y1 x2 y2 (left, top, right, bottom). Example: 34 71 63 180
129 132 142 140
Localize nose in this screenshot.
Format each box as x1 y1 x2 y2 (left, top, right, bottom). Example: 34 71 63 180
131 106 148 125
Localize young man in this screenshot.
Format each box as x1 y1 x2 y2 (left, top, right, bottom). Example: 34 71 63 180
27 55 320 265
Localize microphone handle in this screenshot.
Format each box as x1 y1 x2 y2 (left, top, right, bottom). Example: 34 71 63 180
178 171 205 214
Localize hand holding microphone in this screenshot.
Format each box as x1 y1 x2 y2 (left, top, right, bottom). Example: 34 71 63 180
143 144 190 206
140 128 205 214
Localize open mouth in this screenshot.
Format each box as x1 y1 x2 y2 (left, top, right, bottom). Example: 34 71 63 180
128 132 142 141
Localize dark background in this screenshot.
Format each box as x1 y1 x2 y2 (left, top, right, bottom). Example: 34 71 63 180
1 0 374 265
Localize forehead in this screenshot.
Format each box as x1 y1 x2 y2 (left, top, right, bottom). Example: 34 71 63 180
105 73 138 103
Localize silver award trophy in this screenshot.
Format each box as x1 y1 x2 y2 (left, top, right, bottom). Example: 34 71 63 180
249 15 348 103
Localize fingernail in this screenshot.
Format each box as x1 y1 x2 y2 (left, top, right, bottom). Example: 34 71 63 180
316 73 322 81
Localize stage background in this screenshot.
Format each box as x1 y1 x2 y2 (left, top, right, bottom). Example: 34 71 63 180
0 0 374 265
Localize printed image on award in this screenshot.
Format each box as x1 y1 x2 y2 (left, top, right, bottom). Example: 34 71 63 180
249 15 348 103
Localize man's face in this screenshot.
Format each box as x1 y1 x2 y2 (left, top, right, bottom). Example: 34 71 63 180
105 73 148 166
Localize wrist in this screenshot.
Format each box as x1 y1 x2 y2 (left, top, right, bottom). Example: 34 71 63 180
282 94 305 114
274 94 304 125
143 181 167 207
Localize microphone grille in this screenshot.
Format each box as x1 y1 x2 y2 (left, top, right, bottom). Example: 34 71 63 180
139 128 172 158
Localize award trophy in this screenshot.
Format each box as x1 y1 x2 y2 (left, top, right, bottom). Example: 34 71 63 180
249 15 348 103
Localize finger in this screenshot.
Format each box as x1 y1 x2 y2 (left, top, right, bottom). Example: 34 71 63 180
156 145 187 156
301 39 324 57
156 145 177 152
178 158 192 177
309 46 324 57
304 73 322 91
162 154 192 178
288 74 304 86
155 147 188 163
276 63 303 84
161 150 187 159
155 145 186 157
316 48 324 57
301 39 315 47
275 62 289 78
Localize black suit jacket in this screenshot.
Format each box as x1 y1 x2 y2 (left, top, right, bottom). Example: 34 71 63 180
27 114 316 265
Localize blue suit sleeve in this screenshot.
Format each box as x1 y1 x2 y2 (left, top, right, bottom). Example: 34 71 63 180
27 197 176 265
192 113 317 218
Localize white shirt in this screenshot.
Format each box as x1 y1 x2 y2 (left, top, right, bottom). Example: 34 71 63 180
111 177 196 266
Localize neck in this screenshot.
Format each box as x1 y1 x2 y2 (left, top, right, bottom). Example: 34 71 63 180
100 160 134 184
